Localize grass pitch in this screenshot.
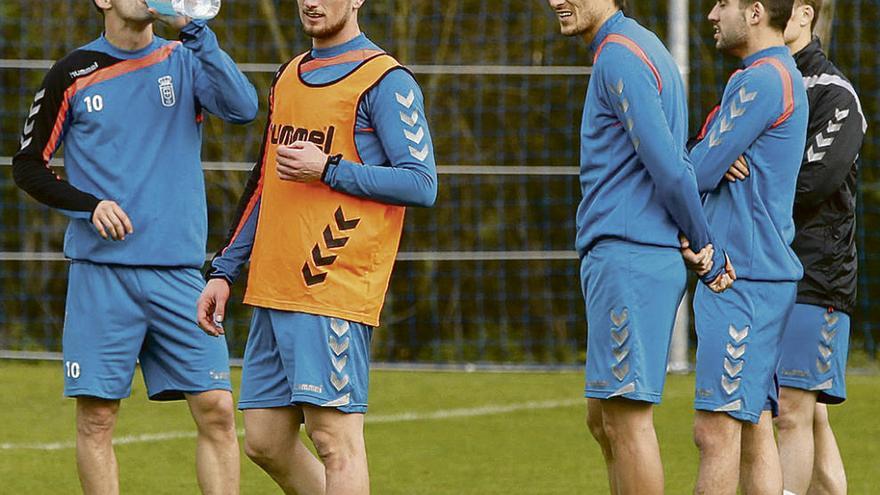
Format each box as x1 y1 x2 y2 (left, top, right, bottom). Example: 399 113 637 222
0 360 877 494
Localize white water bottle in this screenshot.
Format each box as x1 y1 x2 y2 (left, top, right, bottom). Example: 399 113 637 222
146 0 221 20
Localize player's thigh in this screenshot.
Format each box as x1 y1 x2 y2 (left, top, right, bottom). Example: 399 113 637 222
582 241 686 403
694 280 796 423
243 406 305 454
138 267 231 400
239 307 293 410
778 304 851 404
63 262 148 399
269 311 373 414
302 404 365 453
185 389 236 429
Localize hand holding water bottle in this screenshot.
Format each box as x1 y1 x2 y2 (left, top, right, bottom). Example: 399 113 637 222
146 0 221 21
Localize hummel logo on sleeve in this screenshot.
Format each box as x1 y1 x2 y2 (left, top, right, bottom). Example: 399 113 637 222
19 89 45 150
395 89 414 108
396 90 428 162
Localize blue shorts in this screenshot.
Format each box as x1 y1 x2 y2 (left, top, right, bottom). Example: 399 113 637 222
694 280 796 423
239 308 371 414
62 261 231 400
778 304 850 404
582 241 686 403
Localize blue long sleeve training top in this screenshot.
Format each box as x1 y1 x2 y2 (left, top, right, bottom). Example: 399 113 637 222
576 12 726 283
208 33 438 283
13 21 259 268
689 46 807 282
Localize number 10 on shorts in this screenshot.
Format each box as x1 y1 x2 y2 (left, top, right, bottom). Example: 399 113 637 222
65 361 81 379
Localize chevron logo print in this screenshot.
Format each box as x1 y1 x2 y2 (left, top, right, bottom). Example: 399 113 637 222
330 318 350 337
808 108 849 162
609 307 631 381
22 117 35 135
816 358 831 374
712 90 751 148
332 355 348 373
608 78 624 96
827 120 843 133
818 343 833 361
721 376 741 395
723 357 743 378
28 90 45 115
399 110 419 127
821 325 837 344
823 312 839 326
404 127 424 144
610 325 629 346
395 90 414 108
608 81 640 151
810 379 833 391
720 115 733 133
815 132 834 148
709 130 721 148
730 99 745 118
329 335 350 355
612 361 629 382
323 393 351 408
301 263 327 286
609 382 636 397
726 342 746 360
396 90 429 162
335 207 360 230
19 88 45 150
728 324 749 343
396 89 429 161
715 399 742 412
301 207 360 286
409 145 429 161
612 347 630 364
738 86 757 103
323 226 348 248
807 146 826 163
610 309 629 327
330 373 350 391
311 244 337 267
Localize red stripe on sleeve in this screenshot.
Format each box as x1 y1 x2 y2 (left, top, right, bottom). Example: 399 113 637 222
697 105 721 141
752 58 795 128
594 34 663 93
222 178 263 255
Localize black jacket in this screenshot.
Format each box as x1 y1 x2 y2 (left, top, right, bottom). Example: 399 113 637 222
791 38 866 315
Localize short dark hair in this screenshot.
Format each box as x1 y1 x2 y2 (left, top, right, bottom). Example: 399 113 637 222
614 0 628 9
799 0 823 31
92 0 103 14
740 0 795 32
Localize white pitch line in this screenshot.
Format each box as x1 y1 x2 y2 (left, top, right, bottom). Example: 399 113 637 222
0 399 581 451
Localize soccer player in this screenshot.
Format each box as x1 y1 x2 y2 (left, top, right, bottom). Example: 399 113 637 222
546 0 734 493
684 1 808 493
11 1 257 493
778 2 864 493
196 0 437 493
